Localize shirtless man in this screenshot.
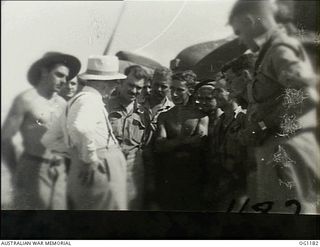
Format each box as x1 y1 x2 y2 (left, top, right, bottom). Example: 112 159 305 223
154 72 208 210
1 52 81 209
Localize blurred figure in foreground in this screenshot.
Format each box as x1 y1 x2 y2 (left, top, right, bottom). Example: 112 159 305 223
1 52 81 209
229 0 320 213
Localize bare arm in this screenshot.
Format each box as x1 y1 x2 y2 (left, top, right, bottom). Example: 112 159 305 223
155 116 208 153
1 95 26 173
195 115 209 136
154 114 183 153
180 116 208 146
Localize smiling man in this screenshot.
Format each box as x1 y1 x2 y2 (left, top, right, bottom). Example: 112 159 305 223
106 65 149 210
1 52 81 209
154 71 208 210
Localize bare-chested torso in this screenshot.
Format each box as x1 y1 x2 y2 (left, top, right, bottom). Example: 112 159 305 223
159 105 207 138
19 88 66 158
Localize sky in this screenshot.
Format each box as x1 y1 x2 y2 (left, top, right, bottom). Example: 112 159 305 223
1 0 237 122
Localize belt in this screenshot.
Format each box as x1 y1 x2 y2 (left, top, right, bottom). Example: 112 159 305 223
22 152 53 164
22 152 65 168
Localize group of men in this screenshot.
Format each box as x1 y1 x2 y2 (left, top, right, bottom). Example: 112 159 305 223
2 0 319 213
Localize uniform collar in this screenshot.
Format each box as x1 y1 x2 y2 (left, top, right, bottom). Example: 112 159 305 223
160 96 174 109
234 105 246 118
109 95 143 114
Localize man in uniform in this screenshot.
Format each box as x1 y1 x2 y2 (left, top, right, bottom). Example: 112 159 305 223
206 86 247 212
143 67 175 141
106 65 149 210
229 0 320 213
222 53 257 110
221 54 258 212
1 52 81 209
154 72 208 210
64 55 127 210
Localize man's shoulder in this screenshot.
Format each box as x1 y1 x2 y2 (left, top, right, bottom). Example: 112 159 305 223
269 31 302 56
67 91 100 109
14 88 39 107
157 107 173 121
53 94 67 106
17 88 37 100
184 105 207 118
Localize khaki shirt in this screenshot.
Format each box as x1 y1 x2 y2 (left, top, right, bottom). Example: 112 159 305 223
248 26 318 133
106 96 149 154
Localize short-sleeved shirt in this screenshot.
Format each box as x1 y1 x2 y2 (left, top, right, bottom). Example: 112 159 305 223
142 96 174 144
106 96 149 154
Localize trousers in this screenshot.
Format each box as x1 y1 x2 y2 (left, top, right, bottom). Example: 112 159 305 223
67 147 127 210
13 152 67 210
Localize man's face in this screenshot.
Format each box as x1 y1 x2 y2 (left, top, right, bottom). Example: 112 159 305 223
151 79 171 101
119 72 144 103
231 15 259 52
60 80 79 98
44 64 70 92
170 80 190 105
101 80 118 97
196 87 217 114
224 69 245 100
213 89 230 110
142 80 152 98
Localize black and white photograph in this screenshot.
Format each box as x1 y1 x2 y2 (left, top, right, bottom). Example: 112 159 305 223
1 0 320 240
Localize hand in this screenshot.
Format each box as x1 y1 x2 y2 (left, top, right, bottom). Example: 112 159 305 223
78 159 106 186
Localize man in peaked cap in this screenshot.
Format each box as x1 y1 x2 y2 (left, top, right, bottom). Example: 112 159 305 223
1 52 81 209
63 55 128 210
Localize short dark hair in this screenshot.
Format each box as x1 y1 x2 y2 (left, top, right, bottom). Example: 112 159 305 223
172 70 198 93
221 53 256 75
172 70 197 83
124 65 148 80
228 0 275 24
152 67 172 83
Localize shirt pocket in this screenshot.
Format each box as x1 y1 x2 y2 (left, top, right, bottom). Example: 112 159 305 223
127 114 146 144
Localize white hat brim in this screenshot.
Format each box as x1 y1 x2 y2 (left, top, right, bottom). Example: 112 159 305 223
78 73 126 81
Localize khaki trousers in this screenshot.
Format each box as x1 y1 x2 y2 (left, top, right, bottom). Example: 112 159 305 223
14 152 67 210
